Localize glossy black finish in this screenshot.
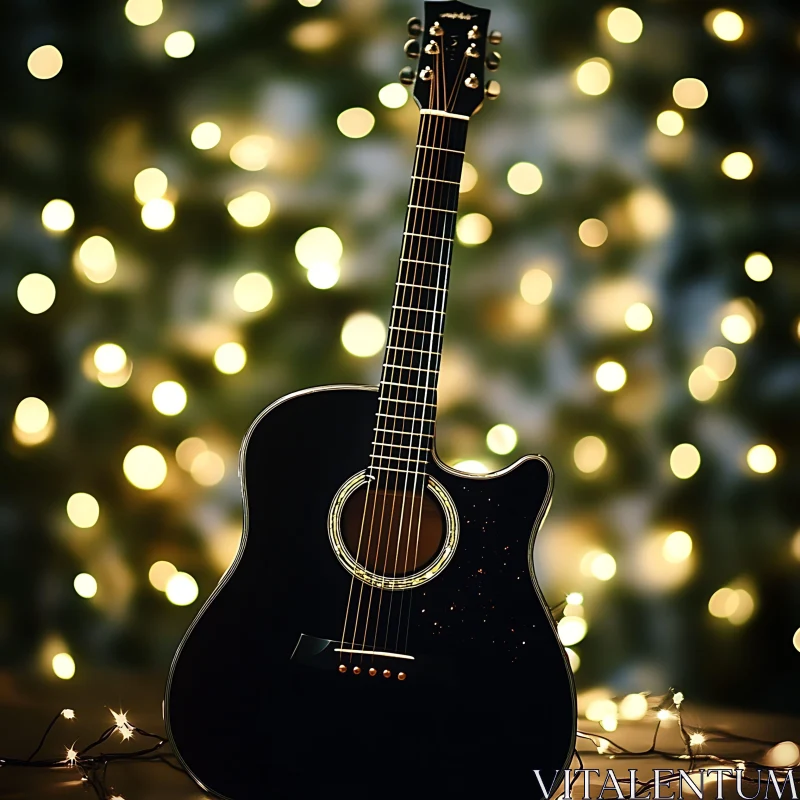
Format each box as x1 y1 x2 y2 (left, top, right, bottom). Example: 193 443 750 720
165 386 576 799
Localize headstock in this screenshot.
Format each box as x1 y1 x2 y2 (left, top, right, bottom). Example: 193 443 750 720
399 1 501 119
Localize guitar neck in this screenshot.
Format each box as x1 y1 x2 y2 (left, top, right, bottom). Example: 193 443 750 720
370 113 469 480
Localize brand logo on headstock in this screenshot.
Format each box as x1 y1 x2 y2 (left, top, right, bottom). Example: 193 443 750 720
440 12 476 20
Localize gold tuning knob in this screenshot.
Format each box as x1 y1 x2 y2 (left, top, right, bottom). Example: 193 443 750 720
486 51 501 71
488 30 503 45
485 80 502 99
404 39 421 59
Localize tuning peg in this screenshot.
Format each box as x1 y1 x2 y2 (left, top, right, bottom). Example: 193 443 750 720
399 66 416 86
407 17 423 37
465 73 480 89
429 21 444 37
488 30 503 45
404 39 420 58
468 25 481 41
486 51 501 71
485 80 502 99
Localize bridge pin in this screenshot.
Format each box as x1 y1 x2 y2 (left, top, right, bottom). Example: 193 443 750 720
353 666 361 675
398 672 407 681
383 670 392 678
338 665 347 673
369 668 377 676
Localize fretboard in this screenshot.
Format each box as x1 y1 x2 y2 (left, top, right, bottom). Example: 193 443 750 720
369 114 469 482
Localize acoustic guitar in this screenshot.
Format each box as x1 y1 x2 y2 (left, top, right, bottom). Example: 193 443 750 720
165 2 577 796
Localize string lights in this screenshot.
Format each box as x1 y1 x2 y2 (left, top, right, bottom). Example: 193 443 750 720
0 706 177 799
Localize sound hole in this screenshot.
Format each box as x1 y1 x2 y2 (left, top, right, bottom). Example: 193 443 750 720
341 485 445 577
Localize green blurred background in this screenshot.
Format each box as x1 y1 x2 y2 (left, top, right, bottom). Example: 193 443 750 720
2 0 799 721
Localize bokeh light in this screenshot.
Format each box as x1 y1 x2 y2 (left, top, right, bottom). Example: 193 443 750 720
520 268 553 305
624 302 653 331
663 531 693 563
575 58 612 96
574 436 607 474
41 199 75 232
233 272 273 312
721 152 753 180
744 252 772 282
191 121 222 150
124 0 163 26
190 451 226 486
704 346 736 380
14 397 50 435
52 653 75 680
595 361 627 392
229 135 272 171
619 693 648 721
486 424 517 456
670 443 701 479
341 312 385 357
295 227 343 269
746 444 776 474
688 366 719 402
578 218 608 247
165 572 199 606
94 343 127 374
134 168 168 203
66 493 100 529
214 342 247 374
123 445 168 490
456 213 492 245
77 236 117 283
558 616 588 646
590 552 617 581
656 110 684 136
378 83 408 109
794 630 800 654
709 10 744 41
74 573 98 599
149 561 177 591
298 0 322 5
606 8 643 43
152 381 188 416
336 108 375 138
673 78 708 109
459 163 478 193
28 45 63 79
565 648 580 672
164 31 195 58
141 197 175 230
720 313 753 344
227 191 271 227
709 587 754 625
307 262 340 289
507 162 543 195
175 438 206 471
17 274 56 314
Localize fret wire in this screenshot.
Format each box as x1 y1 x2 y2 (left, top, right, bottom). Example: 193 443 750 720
374 427 433 436
377 396 437 408
371 454 428 464
375 412 435 423
402 233 453 242
391 306 445 315
381 381 438 390
385 346 442 355
372 441 430 450
407 204 457 214
399 259 450 267
368 466 428 475
410 176 460 186
415 145 465 155
389 323 444 335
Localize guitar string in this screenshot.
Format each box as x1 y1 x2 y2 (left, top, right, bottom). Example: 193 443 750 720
337 101 433 658
347 101 442 657
363 79 446 658
396 52 470 653
375 52 449 657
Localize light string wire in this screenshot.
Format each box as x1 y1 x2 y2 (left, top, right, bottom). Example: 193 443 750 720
2 694 795 798
339 66 443 658
398 49 471 654
0 708 184 800
368 54 447 658
569 690 797 796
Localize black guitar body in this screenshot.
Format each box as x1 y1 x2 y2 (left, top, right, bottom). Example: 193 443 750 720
165 385 576 799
